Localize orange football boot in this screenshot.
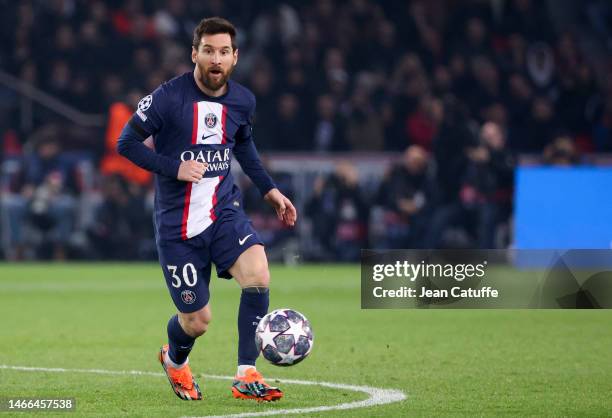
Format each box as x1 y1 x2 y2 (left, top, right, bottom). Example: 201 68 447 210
231 367 283 402
158 344 202 400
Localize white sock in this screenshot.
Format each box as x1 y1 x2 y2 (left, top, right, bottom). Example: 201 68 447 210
236 364 256 377
164 350 188 369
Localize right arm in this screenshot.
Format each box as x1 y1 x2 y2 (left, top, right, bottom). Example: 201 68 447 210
116 90 206 182
117 121 181 178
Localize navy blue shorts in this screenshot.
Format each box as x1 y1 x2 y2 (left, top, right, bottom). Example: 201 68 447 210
157 208 263 313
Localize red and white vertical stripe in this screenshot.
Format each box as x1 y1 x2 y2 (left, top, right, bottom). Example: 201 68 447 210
181 101 227 240
194 101 227 145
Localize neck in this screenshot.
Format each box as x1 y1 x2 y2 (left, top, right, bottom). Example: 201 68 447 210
194 67 227 97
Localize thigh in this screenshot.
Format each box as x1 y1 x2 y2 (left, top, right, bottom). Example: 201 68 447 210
210 210 264 280
157 239 211 313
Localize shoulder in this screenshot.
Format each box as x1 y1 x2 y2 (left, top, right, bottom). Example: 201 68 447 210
142 72 191 115
229 80 256 113
155 72 191 99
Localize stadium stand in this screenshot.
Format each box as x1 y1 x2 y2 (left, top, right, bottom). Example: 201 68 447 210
1 0 611 260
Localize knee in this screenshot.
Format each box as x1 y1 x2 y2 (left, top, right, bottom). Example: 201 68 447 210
182 318 208 338
241 263 270 288
179 309 211 338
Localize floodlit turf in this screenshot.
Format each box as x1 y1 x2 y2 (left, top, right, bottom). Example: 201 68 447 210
0 263 611 417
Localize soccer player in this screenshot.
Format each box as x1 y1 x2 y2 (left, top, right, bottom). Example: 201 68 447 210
117 17 296 402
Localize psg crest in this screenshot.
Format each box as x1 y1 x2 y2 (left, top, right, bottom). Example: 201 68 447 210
181 289 196 304
204 113 217 128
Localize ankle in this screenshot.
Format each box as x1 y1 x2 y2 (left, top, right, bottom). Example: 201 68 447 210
236 364 256 377
164 350 188 369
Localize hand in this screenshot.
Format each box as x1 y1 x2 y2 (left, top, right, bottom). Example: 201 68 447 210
264 188 297 227
143 136 155 150
177 160 208 182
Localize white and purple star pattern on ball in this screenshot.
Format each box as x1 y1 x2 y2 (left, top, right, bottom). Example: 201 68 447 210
255 309 314 366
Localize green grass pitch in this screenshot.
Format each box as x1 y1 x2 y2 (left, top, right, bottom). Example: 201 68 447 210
0 263 611 417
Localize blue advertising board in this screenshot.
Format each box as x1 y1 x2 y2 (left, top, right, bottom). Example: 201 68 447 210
515 167 612 249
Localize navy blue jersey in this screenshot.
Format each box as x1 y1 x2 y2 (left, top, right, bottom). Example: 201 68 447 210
118 72 275 241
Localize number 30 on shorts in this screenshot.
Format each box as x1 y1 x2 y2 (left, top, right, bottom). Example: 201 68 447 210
167 263 198 288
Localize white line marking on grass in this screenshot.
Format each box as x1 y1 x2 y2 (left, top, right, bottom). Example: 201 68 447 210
0 364 164 376
0 364 406 417
188 380 406 418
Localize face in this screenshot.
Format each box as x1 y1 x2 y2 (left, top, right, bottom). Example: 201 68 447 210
403 146 428 174
480 122 504 150
192 33 238 92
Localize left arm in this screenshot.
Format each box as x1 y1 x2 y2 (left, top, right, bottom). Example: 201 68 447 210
234 104 297 227
233 137 275 196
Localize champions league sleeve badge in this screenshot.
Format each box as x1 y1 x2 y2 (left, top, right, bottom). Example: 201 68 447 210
136 94 153 122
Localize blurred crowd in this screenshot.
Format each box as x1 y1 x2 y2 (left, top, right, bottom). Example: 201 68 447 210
1 0 612 260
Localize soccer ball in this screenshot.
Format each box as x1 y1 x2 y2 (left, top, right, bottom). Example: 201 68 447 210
255 308 314 366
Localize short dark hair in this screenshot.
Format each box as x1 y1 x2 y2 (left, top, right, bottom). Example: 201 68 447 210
192 17 237 50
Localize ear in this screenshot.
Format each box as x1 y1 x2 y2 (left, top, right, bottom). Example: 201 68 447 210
233 48 239 66
191 47 197 64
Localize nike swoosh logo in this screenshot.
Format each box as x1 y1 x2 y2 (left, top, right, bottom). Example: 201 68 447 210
239 234 253 245
201 133 216 141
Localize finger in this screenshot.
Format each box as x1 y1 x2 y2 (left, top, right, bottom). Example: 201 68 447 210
198 163 208 177
277 201 286 220
281 210 294 226
286 214 295 226
281 215 292 227
284 200 297 224
285 200 297 219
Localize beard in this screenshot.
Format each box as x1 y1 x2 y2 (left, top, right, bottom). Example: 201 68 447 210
197 62 234 92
